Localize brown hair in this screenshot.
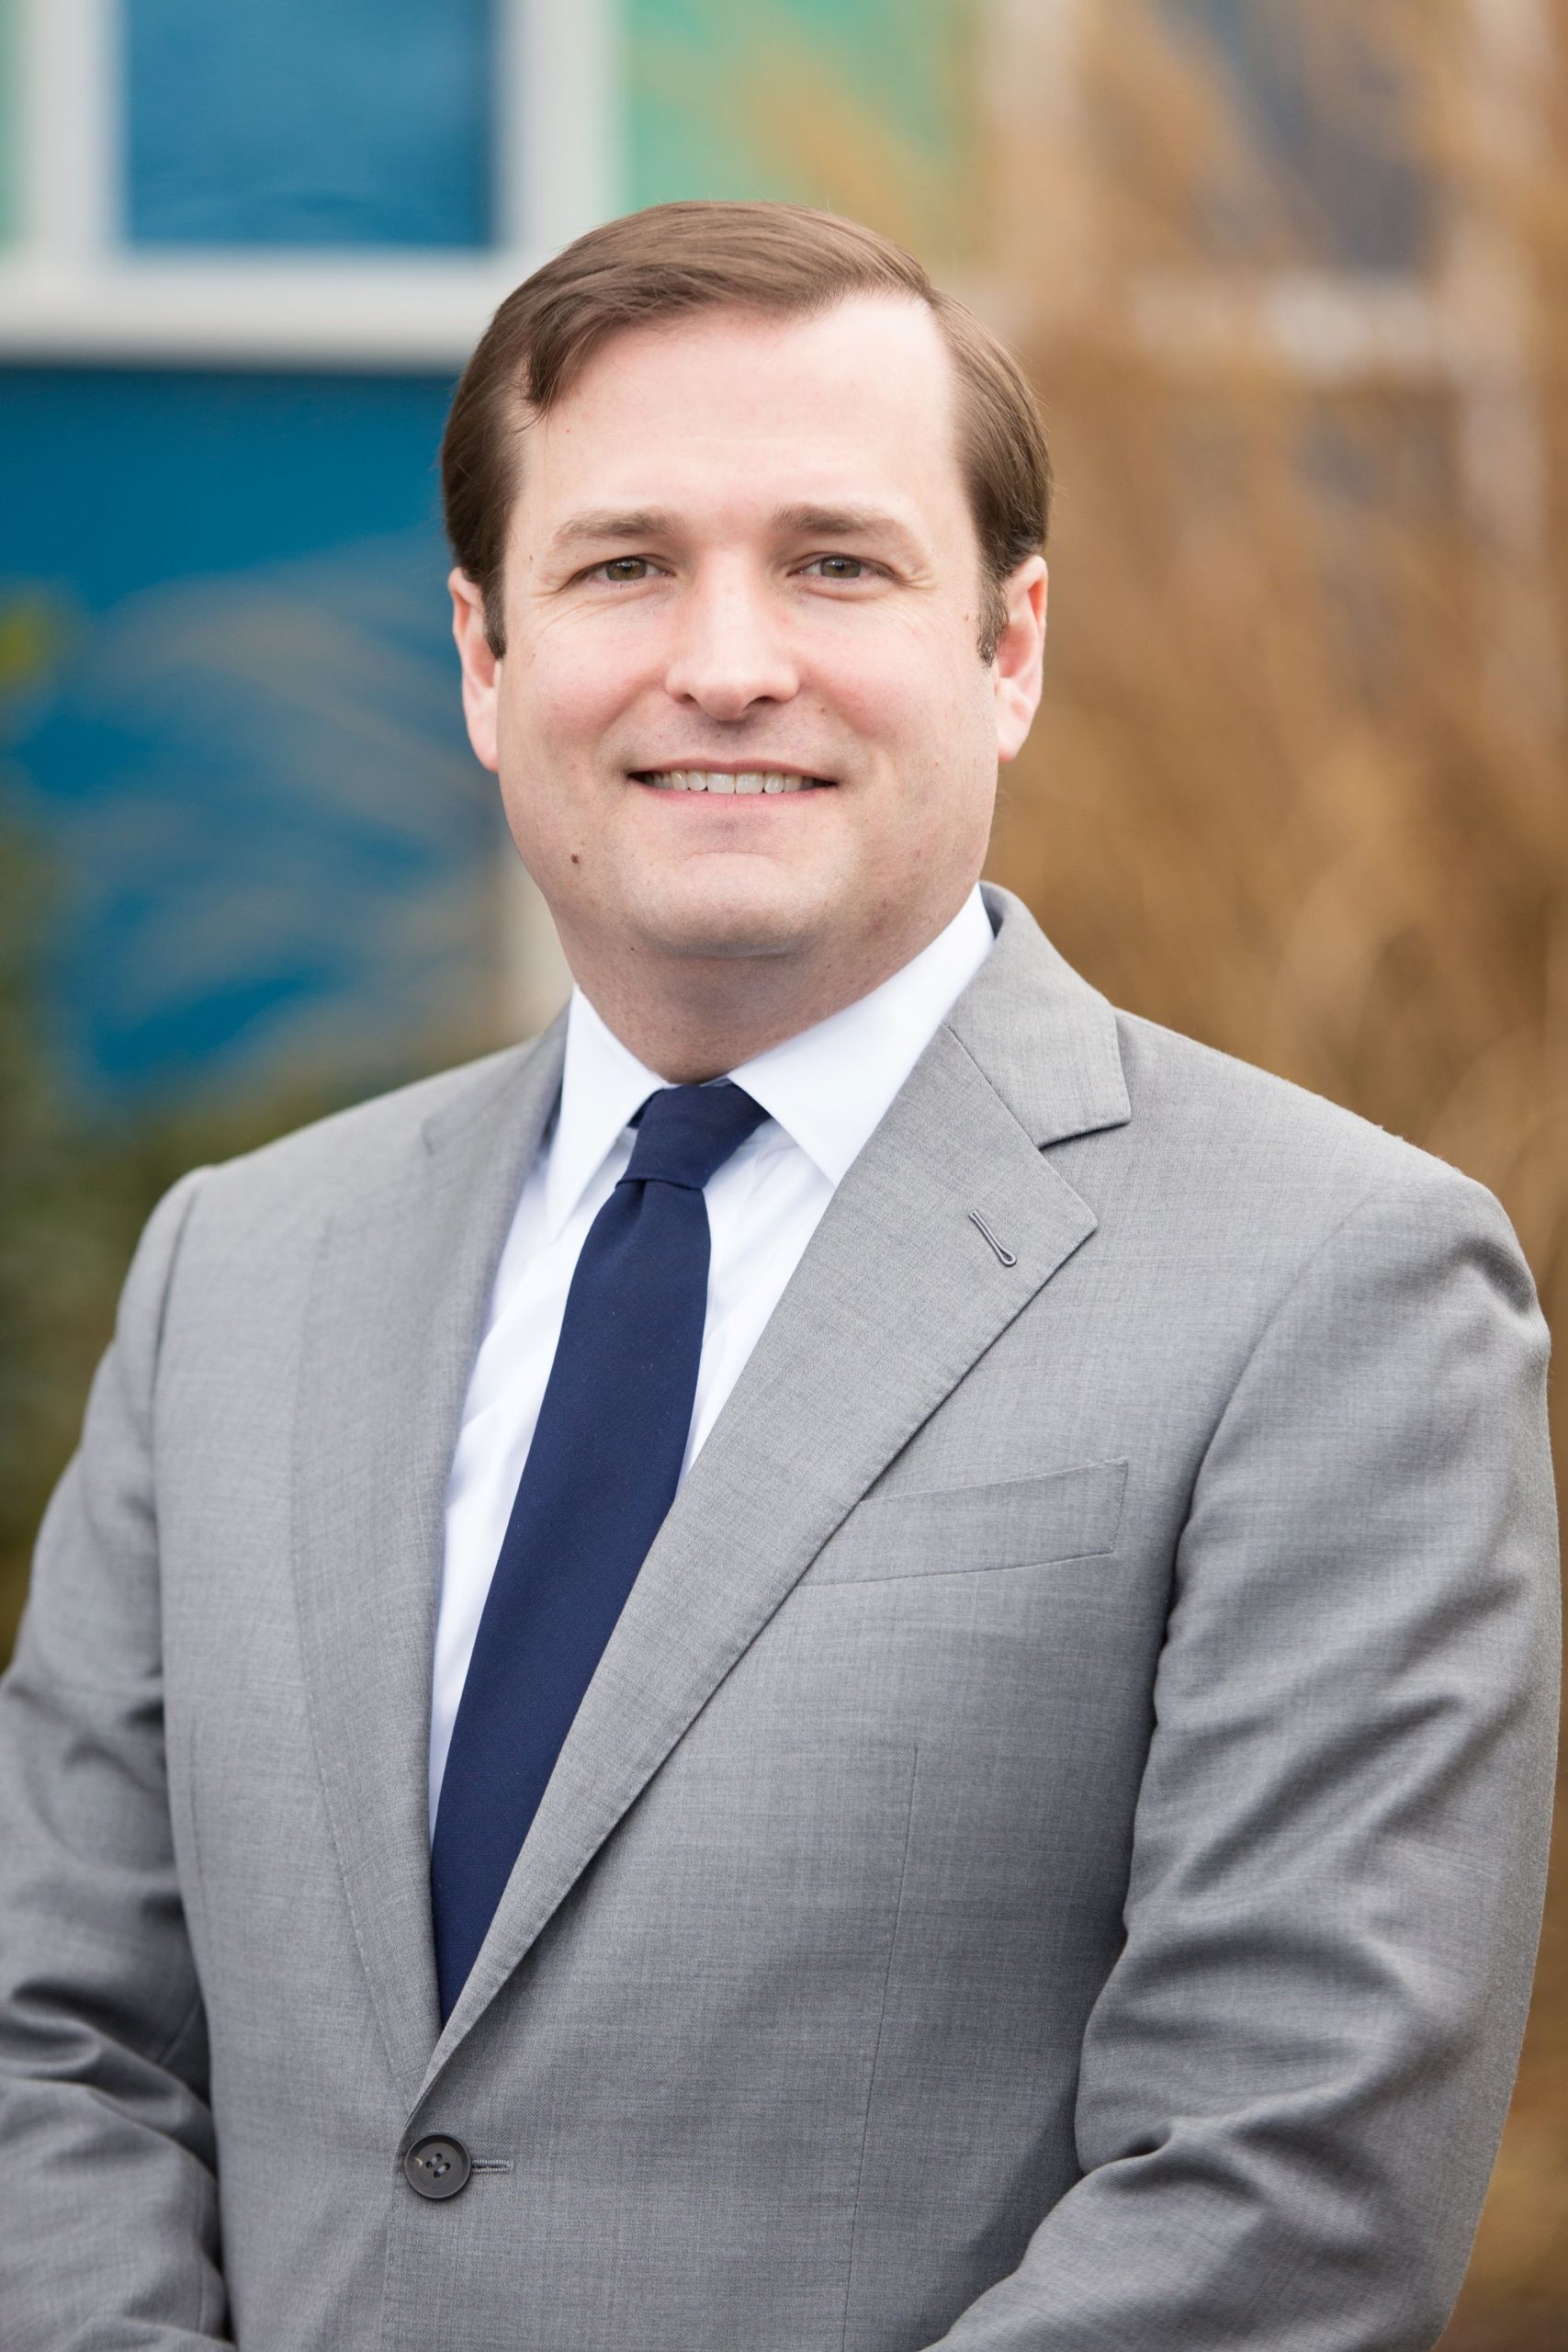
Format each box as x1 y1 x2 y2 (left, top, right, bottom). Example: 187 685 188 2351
441 199 1051 664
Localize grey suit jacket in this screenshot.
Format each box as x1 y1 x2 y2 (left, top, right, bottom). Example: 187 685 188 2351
0 886 1558 2352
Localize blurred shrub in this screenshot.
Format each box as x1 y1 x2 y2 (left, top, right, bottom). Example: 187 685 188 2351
982 3 1567 2336
0 817 363 1656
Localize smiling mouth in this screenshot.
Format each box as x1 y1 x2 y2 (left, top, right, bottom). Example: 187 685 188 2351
631 769 834 795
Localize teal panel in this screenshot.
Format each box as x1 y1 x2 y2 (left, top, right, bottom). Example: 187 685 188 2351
126 0 498 248
627 0 980 267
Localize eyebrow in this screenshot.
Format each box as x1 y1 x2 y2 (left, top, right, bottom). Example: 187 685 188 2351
546 502 925 560
770 503 919 551
547 508 679 555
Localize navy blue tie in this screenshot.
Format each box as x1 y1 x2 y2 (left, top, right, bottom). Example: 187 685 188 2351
431 1080 769 2019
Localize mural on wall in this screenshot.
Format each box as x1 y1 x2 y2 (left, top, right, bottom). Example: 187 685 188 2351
627 0 982 269
1 368 499 1107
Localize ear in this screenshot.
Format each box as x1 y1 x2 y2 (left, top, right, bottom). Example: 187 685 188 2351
992 557 1048 763
450 568 502 775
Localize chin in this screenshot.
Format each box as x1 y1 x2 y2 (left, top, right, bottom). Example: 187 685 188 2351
634 874 831 964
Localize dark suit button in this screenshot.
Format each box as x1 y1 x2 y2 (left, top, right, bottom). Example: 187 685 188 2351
403 2135 472 2199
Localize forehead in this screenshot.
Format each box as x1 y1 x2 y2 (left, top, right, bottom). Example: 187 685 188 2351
510 295 969 546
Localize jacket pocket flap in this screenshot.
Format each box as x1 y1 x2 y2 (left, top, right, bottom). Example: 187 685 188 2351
812 1458 1129 1584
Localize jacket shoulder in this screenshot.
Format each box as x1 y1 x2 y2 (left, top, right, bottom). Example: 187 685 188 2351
1076 1009 1544 1379
1109 1007 1514 1238
189 1040 545 1216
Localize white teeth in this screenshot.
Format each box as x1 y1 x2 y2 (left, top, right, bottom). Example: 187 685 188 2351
640 769 822 792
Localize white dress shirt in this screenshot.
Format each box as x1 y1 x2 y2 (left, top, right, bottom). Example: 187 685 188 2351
429 886 995 1825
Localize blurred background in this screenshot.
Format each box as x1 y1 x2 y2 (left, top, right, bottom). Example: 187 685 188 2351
0 3 1563 2340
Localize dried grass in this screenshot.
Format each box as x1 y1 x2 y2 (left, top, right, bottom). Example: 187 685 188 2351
978 1 1568 2327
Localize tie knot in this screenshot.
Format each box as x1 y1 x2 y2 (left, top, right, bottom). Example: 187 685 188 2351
624 1081 769 1193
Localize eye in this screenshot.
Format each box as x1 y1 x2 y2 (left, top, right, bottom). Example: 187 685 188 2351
802 555 873 581
589 556 660 583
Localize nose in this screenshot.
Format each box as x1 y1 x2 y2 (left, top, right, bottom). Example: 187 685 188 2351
662 564 799 721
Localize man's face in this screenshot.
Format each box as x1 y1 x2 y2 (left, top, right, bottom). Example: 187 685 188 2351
451 294 1046 989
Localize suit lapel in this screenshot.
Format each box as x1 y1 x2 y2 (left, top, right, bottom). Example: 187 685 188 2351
423 890 1131 2093
292 1023 566 2103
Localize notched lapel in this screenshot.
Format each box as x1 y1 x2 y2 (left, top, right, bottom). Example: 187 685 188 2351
425 935 1126 2090
292 1026 565 2102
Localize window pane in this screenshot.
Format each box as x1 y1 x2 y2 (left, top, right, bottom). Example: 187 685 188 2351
125 0 499 249
1166 0 1432 269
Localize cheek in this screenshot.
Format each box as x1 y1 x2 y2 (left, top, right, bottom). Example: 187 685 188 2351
838 676 988 824
498 628 636 760
817 616 976 743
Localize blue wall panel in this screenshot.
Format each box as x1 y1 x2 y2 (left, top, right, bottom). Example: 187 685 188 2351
125 0 498 248
0 369 502 1107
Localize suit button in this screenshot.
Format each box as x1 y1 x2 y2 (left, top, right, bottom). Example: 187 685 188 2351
403 2135 472 2200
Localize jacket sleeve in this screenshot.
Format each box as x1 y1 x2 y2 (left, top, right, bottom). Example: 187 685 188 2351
0 1169 231 2349
923 1160 1560 2352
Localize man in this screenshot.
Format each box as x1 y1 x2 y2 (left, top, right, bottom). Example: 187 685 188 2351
0 202 1557 2352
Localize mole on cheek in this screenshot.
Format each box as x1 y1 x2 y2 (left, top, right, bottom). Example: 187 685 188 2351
570 853 581 865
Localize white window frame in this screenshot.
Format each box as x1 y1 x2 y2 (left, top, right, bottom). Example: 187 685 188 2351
0 0 621 365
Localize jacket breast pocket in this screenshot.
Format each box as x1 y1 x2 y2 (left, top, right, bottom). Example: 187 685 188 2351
810 1457 1129 1586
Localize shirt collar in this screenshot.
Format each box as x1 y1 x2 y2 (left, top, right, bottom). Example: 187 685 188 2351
547 885 996 1236
545 994 670 1241
730 885 994 1182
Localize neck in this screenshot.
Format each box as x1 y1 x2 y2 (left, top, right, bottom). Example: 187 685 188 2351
556 897 974 1083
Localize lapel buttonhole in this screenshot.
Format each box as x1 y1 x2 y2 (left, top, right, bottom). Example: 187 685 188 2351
967 1211 1019 1268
